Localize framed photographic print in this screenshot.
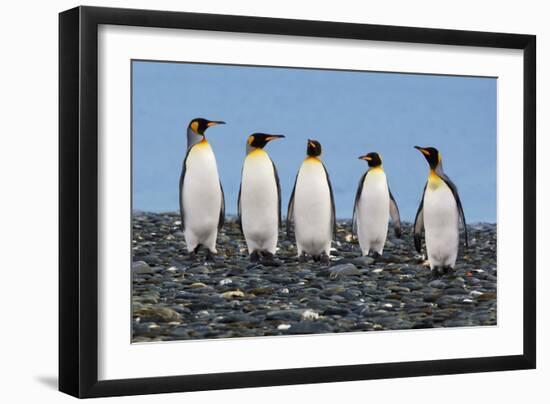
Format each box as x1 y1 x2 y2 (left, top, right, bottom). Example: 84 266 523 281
59 6 536 398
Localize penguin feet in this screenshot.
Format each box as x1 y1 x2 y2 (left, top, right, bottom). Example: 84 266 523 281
205 250 216 263
320 252 330 267
188 245 201 261
442 266 453 275
188 245 216 263
260 251 282 267
369 251 382 260
250 251 261 263
297 253 330 266
249 251 280 266
261 251 274 260
429 270 442 280
430 266 453 279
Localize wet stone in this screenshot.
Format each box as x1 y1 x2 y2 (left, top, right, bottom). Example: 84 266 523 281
266 309 303 321
284 321 332 335
134 307 180 323
329 263 361 279
427 280 447 289
133 261 153 275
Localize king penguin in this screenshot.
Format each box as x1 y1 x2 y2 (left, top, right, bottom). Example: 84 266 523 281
179 118 226 261
413 146 468 275
352 152 401 257
287 139 336 265
238 133 285 262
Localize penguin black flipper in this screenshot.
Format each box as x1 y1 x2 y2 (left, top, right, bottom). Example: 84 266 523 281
352 171 368 236
236 184 243 234
286 171 299 237
178 151 190 231
439 174 468 248
414 183 427 253
272 160 282 229
322 163 337 237
388 188 402 238
218 180 225 231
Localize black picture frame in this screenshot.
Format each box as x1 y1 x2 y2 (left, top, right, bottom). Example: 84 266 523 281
59 5 536 398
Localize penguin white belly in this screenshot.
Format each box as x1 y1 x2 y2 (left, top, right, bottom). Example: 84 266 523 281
357 170 389 255
182 142 222 252
423 180 459 268
241 151 279 254
293 159 332 256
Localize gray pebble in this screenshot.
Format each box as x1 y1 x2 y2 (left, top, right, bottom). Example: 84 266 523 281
133 261 153 275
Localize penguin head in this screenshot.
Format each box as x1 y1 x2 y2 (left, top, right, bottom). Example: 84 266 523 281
415 146 441 169
188 118 225 135
247 133 285 149
307 139 322 157
358 152 382 167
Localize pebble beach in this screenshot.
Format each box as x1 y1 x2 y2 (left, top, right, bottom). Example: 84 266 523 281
132 212 497 342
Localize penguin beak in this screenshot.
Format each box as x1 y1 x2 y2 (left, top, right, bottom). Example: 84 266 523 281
358 155 372 161
414 146 430 156
308 139 315 148
265 134 285 142
207 120 226 127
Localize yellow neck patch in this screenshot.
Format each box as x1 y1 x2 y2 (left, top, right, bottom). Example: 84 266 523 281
304 156 321 164
247 148 268 159
192 137 209 150
428 170 443 189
